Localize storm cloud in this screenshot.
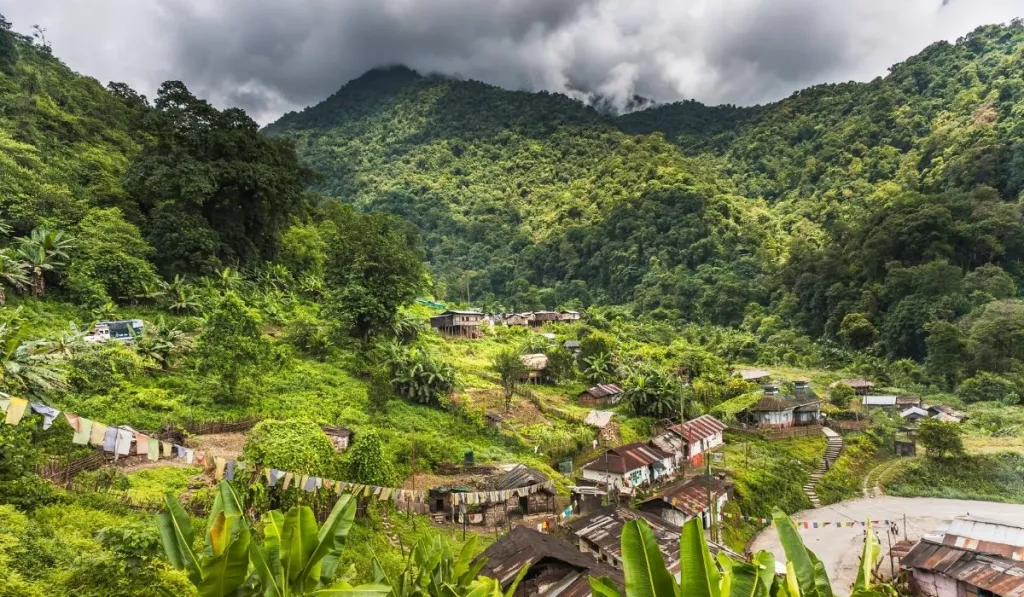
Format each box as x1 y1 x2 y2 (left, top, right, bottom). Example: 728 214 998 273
3 0 1022 124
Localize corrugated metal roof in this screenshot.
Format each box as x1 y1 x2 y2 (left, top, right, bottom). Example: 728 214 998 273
900 406 929 418
735 368 772 381
477 527 623 597
903 540 1024 597
581 384 623 399
670 415 727 443
644 475 729 518
491 464 551 491
583 442 672 474
862 395 898 406
566 507 682 570
944 517 1024 559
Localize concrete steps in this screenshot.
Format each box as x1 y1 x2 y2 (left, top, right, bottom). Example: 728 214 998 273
802 427 843 508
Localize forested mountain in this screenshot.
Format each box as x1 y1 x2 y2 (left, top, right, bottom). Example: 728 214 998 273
267 21 1024 374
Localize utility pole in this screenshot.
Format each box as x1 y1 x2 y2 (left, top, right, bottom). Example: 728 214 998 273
705 446 714 542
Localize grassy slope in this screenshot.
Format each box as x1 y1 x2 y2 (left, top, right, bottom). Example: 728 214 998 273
880 452 1024 503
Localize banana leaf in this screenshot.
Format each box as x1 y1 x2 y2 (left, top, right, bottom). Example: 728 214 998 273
679 517 720 597
620 519 677 597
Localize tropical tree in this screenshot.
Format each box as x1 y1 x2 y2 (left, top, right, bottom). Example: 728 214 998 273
0 324 66 397
385 344 456 407
251 493 389 596
375 534 527 597
157 482 252 597
594 509 894 597
491 346 527 411
620 364 678 419
16 228 72 296
0 249 28 304
583 352 615 385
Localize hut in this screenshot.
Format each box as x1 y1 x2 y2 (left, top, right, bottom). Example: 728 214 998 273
899 406 929 423
430 310 484 338
569 486 606 517
567 507 683 574
504 313 533 327
577 384 623 407
491 464 556 517
861 395 899 410
321 426 352 452
520 354 550 383
559 310 582 322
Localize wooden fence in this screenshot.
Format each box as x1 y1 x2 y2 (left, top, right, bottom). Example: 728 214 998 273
729 424 824 441
831 420 871 433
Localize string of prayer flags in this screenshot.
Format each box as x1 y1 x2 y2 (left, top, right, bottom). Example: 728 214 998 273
721 512 892 528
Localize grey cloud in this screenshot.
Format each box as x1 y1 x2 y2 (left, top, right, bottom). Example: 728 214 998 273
2 0 1022 124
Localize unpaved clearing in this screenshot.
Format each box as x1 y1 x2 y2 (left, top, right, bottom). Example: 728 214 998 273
749 496 1024 596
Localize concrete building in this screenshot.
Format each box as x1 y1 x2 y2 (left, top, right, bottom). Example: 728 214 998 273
580 442 675 492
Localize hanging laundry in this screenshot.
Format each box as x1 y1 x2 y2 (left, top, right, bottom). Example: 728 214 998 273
102 427 118 452
29 403 60 430
72 417 94 445
148 438 160 462
224 460 235 481
4 397 28 425
136 433 150 456
115 428 134 456
214 457 226 480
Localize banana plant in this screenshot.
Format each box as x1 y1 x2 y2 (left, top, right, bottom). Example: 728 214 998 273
373 535 527 597
590 508 893 597
250 493 390 596
157 481 253 597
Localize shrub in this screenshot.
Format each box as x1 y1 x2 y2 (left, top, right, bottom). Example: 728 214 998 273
918 418 965 458
829 382 856 407
957 371 1021 405
386 345 456 407
242 419 340 477
341 429 397 486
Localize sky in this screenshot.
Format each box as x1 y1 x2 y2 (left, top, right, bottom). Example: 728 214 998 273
2 0 1022 125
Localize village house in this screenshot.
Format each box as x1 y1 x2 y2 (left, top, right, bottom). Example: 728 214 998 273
429 310 484 338
901 516 1024 597
491 464 556 518
861 395 901 410
734 368 772 383
580 442 675 491
566 507 683 573
668 414 727 466
563 339 580 355
559 310 582 322
569 486 606 517
577 384 623 407
740 383 822 428
478 527 624 597
504 313 534 327
530 311 562 327
637 475 730 529
565 506 742 578
84 319 144 343
897 395 923 409
928 404 967 423
828 378 876 395
899 406 930 423
521 354 551 383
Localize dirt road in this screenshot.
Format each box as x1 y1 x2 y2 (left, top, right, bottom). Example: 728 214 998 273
748 496 1024 596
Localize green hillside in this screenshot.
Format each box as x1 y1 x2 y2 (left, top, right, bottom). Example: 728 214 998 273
268 21 1024 371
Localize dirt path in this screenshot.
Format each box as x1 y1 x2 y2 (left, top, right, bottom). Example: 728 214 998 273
749 496 1024 596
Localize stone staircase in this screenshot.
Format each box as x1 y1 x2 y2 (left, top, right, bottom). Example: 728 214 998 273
803 428 843 507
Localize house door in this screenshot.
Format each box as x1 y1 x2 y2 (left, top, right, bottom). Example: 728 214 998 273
435 498 445 512
519 496 529 514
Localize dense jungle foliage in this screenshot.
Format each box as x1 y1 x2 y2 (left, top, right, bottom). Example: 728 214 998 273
266 20 1024 386
1 11 1024 595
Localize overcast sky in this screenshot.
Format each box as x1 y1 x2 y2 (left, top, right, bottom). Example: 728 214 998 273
2 0 1021 124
